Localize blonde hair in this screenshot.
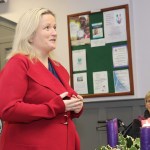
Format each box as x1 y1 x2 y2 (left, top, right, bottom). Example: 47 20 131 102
145 91 150 101
7 8 55 60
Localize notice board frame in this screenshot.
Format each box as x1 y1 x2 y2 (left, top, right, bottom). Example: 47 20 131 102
67 4 134 98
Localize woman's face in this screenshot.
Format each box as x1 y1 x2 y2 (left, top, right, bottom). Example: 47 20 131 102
145 98 150 111
31 14 57 54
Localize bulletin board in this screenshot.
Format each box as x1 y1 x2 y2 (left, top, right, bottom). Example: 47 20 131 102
67 4 134 98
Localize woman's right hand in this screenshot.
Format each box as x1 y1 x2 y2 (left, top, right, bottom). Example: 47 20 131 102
60 92 83 112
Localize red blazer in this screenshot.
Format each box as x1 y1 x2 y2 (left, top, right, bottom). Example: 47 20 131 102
0 54 82 150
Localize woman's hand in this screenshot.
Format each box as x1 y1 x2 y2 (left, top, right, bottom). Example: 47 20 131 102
60 92 83 113
71 95 83 113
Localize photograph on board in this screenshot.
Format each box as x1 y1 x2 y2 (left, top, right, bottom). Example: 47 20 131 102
69 15 90 46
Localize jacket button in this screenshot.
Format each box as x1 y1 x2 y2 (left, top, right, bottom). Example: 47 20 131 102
63 122 68 125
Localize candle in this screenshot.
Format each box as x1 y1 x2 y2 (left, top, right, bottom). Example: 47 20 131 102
106 118 118 147
140 119 150 150
140 127 150 150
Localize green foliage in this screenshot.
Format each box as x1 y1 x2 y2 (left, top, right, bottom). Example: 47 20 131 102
97 133 140 150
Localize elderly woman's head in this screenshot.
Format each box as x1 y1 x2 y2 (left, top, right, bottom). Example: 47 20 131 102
8 8 57 60
145 91 150 111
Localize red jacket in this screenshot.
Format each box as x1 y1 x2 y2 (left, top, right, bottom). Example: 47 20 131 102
0 54 82 150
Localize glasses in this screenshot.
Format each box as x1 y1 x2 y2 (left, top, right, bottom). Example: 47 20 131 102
146 100 150 103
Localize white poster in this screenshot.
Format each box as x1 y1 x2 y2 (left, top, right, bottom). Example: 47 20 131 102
112 45 128 68
91 38 106 47
113 69 130 93
73 72 88 94
72 49 87 71
93 71 109 94
104 8 127 43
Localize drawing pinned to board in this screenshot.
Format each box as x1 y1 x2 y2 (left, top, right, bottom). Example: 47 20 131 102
72 49 87 72
112 45 128 68
103 8 127 43
73 72 88 94
91 38 105 47
113 69 130 93
69 15 90 46
93 71 109 94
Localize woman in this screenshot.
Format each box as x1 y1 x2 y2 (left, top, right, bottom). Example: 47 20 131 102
0 8 83 150
144 91 150 118
122 91 150 139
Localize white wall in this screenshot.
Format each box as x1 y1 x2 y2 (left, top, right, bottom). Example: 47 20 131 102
0 0 149 101
0 0 70 71
131 0 150 98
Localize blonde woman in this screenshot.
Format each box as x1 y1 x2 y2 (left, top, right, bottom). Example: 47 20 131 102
0 8 83 150
122 91 150 139
144 91 150 118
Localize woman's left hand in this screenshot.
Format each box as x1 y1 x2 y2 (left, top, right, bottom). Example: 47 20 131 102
71 95 83 113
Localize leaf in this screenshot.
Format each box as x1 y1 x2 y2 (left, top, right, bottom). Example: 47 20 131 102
99 146 109 150
99 134 140 150
133 138 140 146
129 146 138 150
118 133 126 146
126 136 134 148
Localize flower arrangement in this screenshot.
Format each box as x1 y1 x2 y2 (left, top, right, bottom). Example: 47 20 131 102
97 133 140 150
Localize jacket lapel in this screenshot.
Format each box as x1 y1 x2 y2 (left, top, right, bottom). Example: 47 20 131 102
27 60 67 95
50 59 77 96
